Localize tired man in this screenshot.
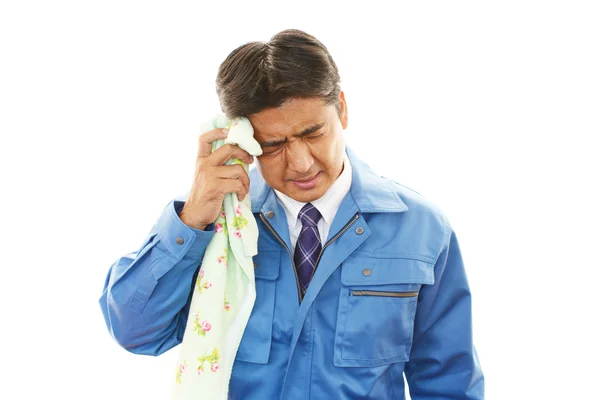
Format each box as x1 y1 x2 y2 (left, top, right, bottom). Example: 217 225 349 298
100 29 484 399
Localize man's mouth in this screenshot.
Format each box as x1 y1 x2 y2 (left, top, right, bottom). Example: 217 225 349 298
290 172 321 189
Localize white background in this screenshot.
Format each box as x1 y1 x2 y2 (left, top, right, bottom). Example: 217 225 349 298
1 1 599 399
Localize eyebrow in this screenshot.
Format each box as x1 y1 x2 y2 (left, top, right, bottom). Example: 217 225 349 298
259 123 326 148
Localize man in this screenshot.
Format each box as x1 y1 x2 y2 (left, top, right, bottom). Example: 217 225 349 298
100 29 484 399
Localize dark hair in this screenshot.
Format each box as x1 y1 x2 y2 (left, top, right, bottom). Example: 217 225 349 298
216 29 341 119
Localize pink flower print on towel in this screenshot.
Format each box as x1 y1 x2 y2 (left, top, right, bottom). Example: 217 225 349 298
224 293 231 311
217 248 229 267
175 360 187 384
192 315 212 336
197 348 220 376
196 273 212 294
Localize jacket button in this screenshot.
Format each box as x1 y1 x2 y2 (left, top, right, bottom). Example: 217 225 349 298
176 237 184 245
265 210 275 218
362 268 372 276
355 226 365 235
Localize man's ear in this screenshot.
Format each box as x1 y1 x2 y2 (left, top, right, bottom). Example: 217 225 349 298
339 91 349 129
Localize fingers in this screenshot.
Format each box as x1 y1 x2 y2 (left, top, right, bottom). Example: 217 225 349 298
215 164 250 190
197 129 255 166
216 178 248 202
215 165 250 201
195 130 253 203
208 143 254 166
197 128 229 158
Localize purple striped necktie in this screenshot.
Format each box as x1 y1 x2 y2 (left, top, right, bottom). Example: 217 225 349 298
294 203 323 295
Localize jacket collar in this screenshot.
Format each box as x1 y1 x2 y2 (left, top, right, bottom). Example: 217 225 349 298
249 146 408 214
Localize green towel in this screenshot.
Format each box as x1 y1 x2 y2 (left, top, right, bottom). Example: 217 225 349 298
171 114 263 399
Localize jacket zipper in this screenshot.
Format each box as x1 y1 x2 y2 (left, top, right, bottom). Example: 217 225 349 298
259 213 302 303
259 212 360 303
351 290 419 298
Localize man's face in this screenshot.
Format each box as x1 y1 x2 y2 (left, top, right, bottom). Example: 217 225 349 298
248 92 349 203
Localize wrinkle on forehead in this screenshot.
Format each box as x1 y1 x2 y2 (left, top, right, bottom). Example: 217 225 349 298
249 98 331 139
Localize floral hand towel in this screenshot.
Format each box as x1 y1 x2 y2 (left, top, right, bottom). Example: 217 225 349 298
171 114 263 399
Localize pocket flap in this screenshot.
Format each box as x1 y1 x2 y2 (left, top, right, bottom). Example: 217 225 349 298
341 257 434 285
252 250 280 280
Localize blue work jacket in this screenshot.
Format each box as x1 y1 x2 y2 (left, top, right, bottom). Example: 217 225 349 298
100 147 484 399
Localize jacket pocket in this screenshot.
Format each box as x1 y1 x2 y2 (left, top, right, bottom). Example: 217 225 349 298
334 257 434 367
234 250 280 364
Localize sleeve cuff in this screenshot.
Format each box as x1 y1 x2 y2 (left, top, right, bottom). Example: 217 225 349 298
156 200 216 260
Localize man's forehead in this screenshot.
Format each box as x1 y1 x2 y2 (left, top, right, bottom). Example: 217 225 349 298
249 98 330 137
252 119 327 138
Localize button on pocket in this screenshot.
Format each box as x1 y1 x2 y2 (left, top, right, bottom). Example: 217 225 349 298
234 250 280 364
334 257 435 367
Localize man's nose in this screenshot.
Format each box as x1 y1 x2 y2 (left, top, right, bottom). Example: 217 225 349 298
287 141 314 174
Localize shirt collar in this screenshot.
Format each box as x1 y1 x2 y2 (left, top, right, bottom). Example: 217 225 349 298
273 153 352 229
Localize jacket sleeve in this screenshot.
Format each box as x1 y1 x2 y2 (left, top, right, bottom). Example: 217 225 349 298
99 199 215 356
404 218 485 399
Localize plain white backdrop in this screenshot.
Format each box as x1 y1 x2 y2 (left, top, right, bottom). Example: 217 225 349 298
1 1 598 399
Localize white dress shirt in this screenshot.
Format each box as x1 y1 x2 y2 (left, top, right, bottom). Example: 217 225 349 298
274 153 352 252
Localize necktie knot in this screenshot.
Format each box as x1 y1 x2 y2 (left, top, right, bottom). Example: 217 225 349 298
298 203 321 228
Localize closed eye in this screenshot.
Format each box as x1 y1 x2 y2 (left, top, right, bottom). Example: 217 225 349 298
261 145 284 156
260 131 325 156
